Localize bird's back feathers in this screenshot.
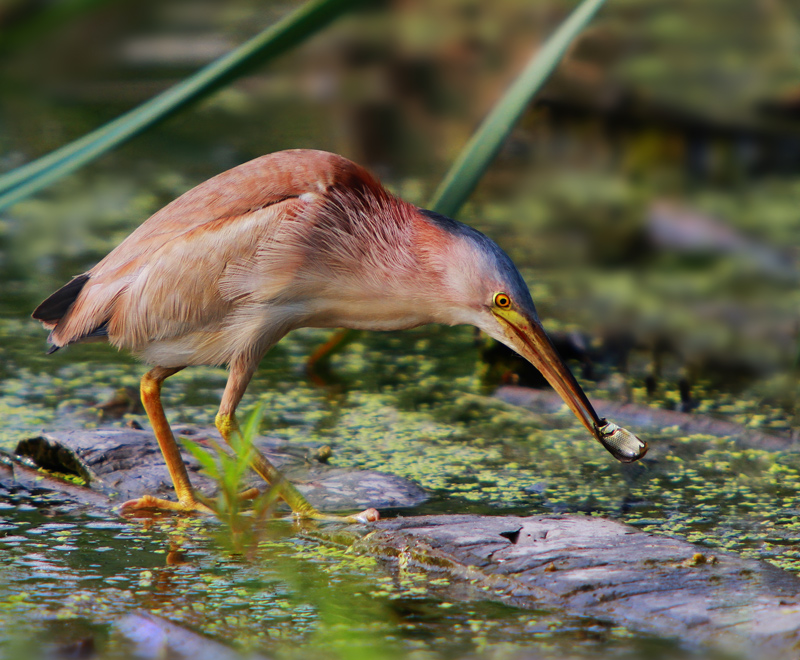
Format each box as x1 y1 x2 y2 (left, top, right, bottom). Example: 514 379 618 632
33 150 424 362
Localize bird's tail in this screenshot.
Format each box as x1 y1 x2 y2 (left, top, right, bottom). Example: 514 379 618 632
32 274 92 352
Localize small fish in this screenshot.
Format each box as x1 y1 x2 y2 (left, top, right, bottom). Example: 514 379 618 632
595 420 648 463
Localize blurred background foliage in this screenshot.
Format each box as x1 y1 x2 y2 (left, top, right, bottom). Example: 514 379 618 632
3 0 800 415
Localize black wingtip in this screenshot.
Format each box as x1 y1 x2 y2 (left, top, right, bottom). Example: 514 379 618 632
46 344 60 355
32 273 90 322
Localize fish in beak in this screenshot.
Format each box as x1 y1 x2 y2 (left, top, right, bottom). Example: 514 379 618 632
492 306 647 463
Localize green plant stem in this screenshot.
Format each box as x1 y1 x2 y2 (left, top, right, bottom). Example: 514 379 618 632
428 0 607 218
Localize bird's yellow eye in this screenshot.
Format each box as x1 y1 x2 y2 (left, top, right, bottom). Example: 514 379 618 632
493 292 511 309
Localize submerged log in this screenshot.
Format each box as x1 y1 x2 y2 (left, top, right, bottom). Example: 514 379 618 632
495 385 797 451
116 611 268 660
11 426 427 511
317 514 800 660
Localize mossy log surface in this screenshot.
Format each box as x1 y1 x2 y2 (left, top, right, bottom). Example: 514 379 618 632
9 427 428 511
496 385 797 451
318 514 800 659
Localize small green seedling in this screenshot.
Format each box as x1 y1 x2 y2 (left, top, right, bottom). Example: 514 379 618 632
182 403 281 554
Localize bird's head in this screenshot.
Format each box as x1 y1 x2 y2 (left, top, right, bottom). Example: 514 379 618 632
418 209 647 463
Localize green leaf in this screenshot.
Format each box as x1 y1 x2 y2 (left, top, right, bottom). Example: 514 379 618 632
182 438 220 480
0 0 361 211
221 453 244 493
428 0 607 218
241 403 265 447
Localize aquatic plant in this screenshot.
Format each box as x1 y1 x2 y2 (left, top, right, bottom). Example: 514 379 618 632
182 404 281 556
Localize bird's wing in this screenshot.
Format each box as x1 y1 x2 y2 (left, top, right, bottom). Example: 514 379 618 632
49 150 373 349
95 149 359 275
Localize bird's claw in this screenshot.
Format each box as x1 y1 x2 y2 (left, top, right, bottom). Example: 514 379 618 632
289 506 380 523
351 507 380 523
119 494 215 516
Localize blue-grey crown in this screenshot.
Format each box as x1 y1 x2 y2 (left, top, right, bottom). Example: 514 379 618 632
419 209 539 320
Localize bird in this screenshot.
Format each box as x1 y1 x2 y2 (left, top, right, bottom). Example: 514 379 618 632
32 149 647 520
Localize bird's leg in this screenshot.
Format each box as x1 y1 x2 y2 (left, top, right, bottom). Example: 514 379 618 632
218 360 378 523
215 412 314 514
121 367 213 514
305 328 355 384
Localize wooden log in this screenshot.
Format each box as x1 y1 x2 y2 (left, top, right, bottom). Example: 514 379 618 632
495 385 798 451
316 514 800 660
11 426 427 511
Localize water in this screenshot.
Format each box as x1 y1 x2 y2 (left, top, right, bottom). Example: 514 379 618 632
0 498 715 660
1 298 797 659
3 1 800 658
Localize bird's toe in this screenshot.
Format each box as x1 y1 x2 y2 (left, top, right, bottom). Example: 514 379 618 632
119 494 214 516
349 508 380 523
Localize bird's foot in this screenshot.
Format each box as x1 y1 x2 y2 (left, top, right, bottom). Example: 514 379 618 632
292 507 380 523
237 487 260 501
119 493 215 516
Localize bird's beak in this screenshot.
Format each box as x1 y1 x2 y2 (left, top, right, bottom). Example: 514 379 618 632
492 308 647 463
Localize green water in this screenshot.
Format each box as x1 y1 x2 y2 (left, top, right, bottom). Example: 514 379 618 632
1 504 707 660
4 1 800 657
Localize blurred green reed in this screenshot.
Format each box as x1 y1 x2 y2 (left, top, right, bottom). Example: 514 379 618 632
0 0 361 212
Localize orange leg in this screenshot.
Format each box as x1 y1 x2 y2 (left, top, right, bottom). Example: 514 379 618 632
121 367 212 514
305 328 355 384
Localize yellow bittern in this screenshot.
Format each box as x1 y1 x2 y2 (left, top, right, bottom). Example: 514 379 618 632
33 150 646 520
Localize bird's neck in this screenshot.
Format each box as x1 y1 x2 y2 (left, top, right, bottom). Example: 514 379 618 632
303 292 440 331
